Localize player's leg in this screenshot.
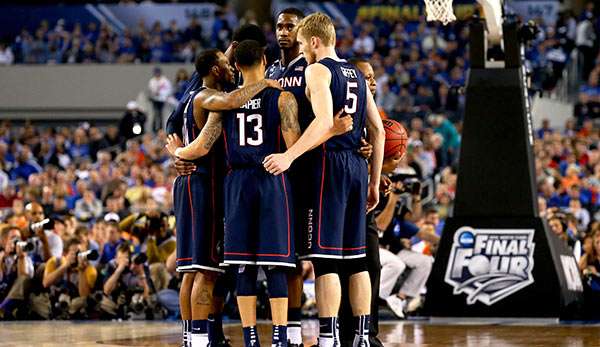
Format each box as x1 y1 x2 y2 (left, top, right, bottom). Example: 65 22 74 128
266 266 289 347
344 156 372 347
174 176 194 347
208 273 233 346
313 260 342 347
287 270 304 346
348 262 371 347
288 160 309 346
180 272 195 347
236 265 260 347
191 270 218 347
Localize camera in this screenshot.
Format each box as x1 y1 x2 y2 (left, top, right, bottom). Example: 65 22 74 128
30 218 55 232
132 252 147 265
14 239 35 253
77 249 99 262
129 291 146 315
390 174 422 195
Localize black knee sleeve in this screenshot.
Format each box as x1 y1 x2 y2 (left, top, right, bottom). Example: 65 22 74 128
236 265 258 296
312 259 339 278
265 267 288 298
345 258 368 275
313 258 367 278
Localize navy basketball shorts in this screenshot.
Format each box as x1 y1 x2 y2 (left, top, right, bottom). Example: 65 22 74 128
288 154 313 260
223 168 295 268
173 173 224 273
300 149 368 260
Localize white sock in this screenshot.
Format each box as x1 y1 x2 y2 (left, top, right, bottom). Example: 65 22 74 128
288 323 302 344
319 336 336 347
191 333 209 347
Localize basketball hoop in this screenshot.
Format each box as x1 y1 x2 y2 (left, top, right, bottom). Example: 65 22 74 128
424 0 456 25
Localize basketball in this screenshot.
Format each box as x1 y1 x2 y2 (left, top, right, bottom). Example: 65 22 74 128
383 119 408 158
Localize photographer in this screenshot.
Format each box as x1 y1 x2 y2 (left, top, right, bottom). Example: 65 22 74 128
99 221 124 264
376 164 439 319
101 243 151 318
0 226 34 319
42 237 98 318
25 202 62 263
578 229 600 319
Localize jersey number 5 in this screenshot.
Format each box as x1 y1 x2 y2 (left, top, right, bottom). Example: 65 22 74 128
236 113 263 146
345 81 358 115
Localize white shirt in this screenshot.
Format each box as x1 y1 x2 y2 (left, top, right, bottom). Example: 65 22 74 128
352 35 375 55
0 47 14 65
148 76 173 102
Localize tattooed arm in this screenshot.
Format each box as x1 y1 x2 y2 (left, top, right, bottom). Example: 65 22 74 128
278 91 301 148
166 112 223 161
196 79 282 111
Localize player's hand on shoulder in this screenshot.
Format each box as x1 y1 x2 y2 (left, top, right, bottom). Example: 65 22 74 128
263 152 293 176
265 79 283 90
332 108 353 136
358 138 373 159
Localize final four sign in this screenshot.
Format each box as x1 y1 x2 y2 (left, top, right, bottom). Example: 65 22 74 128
445 227 536 306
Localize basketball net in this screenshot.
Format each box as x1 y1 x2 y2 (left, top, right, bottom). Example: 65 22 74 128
424 0 456 25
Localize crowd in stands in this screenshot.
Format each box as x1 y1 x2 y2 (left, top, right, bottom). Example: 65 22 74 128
1 1 600 321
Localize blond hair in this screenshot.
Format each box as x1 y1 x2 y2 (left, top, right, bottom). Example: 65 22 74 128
297 12 336 47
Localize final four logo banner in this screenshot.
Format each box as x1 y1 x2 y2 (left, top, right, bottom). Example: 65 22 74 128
444 226 536 306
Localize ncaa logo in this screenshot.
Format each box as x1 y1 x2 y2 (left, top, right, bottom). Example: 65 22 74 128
445 227 535 306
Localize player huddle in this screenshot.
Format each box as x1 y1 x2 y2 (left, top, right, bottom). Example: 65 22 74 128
165 9 385 347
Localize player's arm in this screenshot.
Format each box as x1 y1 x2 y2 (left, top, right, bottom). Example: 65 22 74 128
263 64 344 174
365 86 386 212
166 112 223 161
196 80 281 111
278 91 301 148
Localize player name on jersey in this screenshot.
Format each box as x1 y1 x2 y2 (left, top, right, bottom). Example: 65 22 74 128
241 98 261 110
340 66 358 79
278 76 303 88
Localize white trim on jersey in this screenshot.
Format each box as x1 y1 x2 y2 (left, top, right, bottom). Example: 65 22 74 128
176 264 225 273
298 253 367 260
224 260 296 268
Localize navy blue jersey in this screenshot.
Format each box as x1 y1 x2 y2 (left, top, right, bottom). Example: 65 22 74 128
319 57 368 151
266 55 313 131
182 86 217 174
166 72 202 136
223 87 283 167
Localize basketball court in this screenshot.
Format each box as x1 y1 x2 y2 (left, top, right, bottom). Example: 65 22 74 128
1 320 599 346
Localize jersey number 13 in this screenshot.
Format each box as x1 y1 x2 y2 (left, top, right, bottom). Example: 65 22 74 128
236 113 263 146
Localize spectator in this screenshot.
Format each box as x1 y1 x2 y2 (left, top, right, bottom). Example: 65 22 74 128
119 101 147 141
147 67 172 133
74 190 103 222
0 42 14 65
99 221 124 264
173 69 190 100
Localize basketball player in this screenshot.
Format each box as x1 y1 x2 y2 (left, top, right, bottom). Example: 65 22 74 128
172 49 280 347
167 39 301 347
267 9 372 346
339 57 384 347
266 8 314 347
263 12 385 347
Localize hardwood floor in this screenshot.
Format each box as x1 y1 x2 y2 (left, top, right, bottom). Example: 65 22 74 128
1 320 599 346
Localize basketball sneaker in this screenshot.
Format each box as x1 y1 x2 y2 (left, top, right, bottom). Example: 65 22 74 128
385 296 406 319
352 336 370 347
